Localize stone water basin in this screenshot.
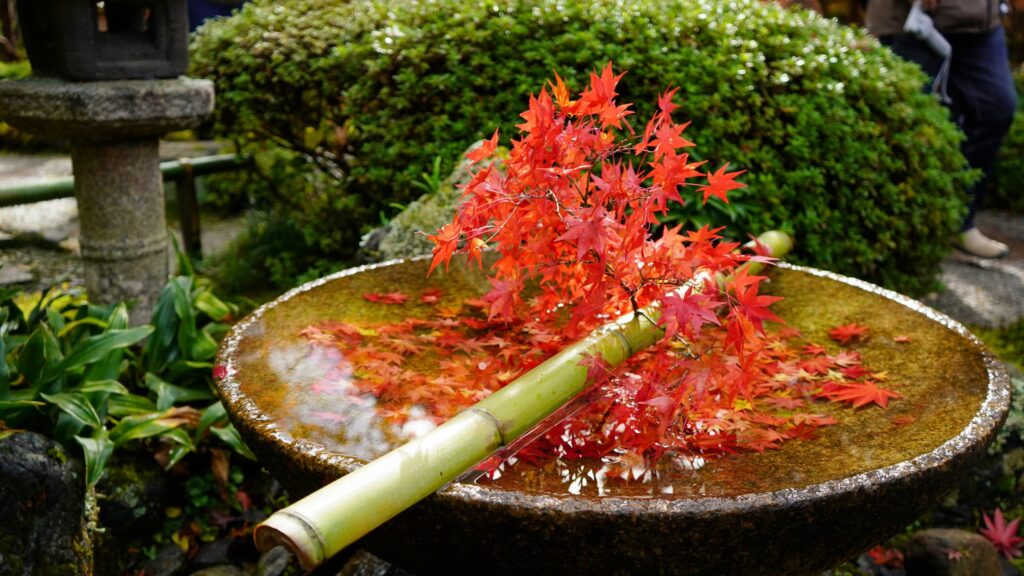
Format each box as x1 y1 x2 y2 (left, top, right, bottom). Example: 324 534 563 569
216 258 1010 575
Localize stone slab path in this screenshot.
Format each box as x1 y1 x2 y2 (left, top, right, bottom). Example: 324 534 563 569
924 210 1024 329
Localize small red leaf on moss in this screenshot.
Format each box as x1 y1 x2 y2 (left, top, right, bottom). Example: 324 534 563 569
819 381 901 409
828 323 869 344
890 415 917 427
893 335 911 343
420 288 444 304
363 292 409 305
802 343 827 356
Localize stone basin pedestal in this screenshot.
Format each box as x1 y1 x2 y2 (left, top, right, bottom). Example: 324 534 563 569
217 260 1010 575
0 77 213 322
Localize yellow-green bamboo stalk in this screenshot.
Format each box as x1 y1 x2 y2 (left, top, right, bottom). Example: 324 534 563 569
254 230 793 569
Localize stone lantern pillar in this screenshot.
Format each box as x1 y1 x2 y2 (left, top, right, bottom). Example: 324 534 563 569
0 1 213 323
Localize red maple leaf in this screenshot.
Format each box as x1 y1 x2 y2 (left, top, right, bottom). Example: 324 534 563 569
737 427 787 452
799 356 833 375
791 413 837 427
802 343 827 356
556 209 620 262
832 350 861 367
867 545 904 568
819 381 902 409
212 364 228 381
466 128 499 164
578 352 612 384
659 290 721 340
890 415 917 427
426 222 462 275
981 509 1024 559
698 163 745 204
420 288 444 304
363 292 409 305
483 277 522 321
235 490 253 511
828 323 869 344
840 365 872 380
763 396 806 410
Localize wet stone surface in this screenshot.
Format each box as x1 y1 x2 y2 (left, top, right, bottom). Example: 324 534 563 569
0 431 89 576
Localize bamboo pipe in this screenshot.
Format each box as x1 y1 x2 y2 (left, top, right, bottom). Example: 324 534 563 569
254 230 794 569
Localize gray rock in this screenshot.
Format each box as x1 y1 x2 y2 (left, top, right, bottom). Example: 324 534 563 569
143 543 189 576
256 545 291 576
904 528 1001 576
337 550 413 576
191 538 234 569
359 141 490 263
0 243 83 294
97 456 168 538
0 431 89 576
93 456 171 575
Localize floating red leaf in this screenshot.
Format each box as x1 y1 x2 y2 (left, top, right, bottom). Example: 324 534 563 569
819 381 902 409
363 292 409 305
828 323 869 344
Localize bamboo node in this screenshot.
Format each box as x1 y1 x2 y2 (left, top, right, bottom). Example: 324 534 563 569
466 407 510 447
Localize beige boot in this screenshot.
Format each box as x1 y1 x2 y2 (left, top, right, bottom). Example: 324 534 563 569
957 227 1010 259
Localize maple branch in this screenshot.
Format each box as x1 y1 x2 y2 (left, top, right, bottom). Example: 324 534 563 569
254 231 792 569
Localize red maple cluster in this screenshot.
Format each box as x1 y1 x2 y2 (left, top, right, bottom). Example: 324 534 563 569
299 66 905 477
427 63 763 346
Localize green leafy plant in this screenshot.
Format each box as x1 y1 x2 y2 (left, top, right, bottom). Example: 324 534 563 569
0 274 252 488
191 0 971 295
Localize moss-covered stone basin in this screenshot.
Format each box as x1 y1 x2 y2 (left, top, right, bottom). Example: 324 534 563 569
216 259 1009 575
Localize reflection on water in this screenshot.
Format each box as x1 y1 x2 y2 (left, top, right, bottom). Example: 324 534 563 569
267 343 393 460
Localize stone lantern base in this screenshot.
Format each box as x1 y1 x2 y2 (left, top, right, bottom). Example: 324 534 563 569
0 77 214 323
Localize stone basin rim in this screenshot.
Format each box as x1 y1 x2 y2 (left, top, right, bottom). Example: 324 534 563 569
216 257 1011 517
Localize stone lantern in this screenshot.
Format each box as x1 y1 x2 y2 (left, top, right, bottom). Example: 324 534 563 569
0 0 213 323
17 0 189 81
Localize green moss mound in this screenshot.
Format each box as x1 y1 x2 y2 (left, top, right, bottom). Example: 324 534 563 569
191 0 971 294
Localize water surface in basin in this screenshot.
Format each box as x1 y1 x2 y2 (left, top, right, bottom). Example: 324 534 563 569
227 259 987 499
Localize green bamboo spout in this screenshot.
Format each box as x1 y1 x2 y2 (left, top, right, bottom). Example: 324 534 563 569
254 230 794 570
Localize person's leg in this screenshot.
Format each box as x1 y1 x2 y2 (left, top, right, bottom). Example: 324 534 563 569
883 29 1017 257
946 27 1018 231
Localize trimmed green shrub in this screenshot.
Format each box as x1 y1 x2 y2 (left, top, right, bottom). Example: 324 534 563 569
989 66 1024 212
191 0 972 294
